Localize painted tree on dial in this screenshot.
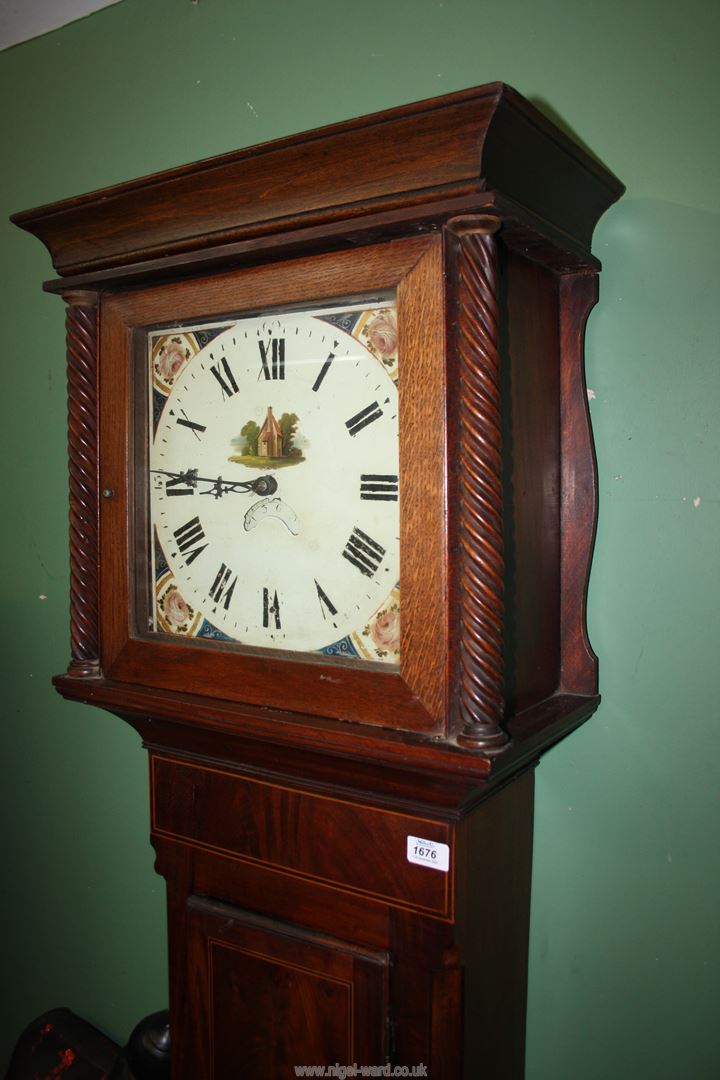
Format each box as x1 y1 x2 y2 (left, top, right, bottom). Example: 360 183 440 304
233 409 302 464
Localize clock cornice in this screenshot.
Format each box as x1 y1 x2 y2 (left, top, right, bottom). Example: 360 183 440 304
12 82 623 283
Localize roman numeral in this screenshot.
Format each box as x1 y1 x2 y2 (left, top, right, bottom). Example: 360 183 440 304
360 474 399 501
263 587 281 629
345 401 383 437
259 338 285 380
175 409 206 438
209 563 237 610
210 357 240 398
314 580 338 619
342 527 386 578
165 468 198 497
173 516 207 565
311 347 337 392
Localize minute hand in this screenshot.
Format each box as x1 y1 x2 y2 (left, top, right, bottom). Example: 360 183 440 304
151 469 277 499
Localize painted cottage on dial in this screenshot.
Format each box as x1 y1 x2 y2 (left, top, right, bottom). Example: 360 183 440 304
258 406 283 458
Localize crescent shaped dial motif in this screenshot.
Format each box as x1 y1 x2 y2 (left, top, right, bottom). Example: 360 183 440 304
244 497 300 535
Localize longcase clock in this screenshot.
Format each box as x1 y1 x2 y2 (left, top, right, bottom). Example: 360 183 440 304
13 83 623 1078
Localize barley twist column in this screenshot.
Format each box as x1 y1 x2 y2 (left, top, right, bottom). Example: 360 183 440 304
448 216 509 753
64 290 100 677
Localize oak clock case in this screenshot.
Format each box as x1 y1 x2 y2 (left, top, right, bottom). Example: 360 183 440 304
105 236 446 734
13 82 623 1079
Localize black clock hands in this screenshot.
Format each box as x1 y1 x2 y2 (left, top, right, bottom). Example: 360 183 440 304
152 468 277 499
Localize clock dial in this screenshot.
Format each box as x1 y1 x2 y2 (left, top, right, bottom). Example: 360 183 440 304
147 301 400 665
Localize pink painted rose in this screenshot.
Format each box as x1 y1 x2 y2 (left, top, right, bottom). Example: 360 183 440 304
164 588 190 627
371 607 400 653
157 338 188 380
367 311 398 358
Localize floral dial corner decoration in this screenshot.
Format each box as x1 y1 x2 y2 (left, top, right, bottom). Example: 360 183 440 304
146 301 401 666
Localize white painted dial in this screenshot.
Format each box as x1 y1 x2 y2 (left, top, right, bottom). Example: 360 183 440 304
148 302 400 663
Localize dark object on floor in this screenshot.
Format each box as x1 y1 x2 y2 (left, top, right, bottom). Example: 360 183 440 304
123 1011 170 1080
5 1008 171 1080
4 1007 120 1079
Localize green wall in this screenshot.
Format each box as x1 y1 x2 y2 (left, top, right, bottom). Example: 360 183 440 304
2 1 718 1075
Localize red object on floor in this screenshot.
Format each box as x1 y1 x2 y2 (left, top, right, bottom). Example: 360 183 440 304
4 1008 120 1079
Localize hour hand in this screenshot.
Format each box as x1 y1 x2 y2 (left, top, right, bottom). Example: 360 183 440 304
152 467 199 493
198 474 278 499
151 469 277 499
